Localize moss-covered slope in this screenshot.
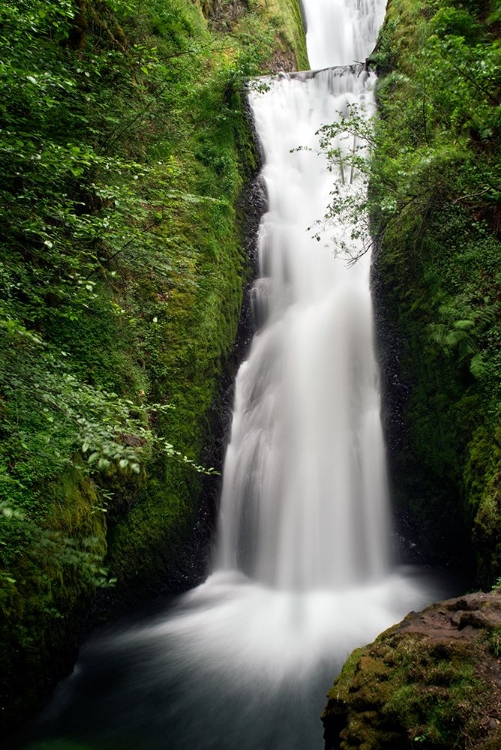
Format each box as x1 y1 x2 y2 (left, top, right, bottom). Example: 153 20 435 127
366 0 501 582
0 0 307 732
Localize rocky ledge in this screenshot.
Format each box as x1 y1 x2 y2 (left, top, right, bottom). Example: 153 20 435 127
322 591 501 749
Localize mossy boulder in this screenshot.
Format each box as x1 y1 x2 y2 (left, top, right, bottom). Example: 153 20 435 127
322 591 501 749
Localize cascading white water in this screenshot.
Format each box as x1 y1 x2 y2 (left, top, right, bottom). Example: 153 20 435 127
217 66 389 591
305 0 387 70
32 3 455 749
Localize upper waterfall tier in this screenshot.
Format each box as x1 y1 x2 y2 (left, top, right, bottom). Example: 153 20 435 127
304 0 387 70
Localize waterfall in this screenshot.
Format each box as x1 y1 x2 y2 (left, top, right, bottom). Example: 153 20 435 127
217 66 389 591
305 0 387 69
216 0 391 593
30 2 454 748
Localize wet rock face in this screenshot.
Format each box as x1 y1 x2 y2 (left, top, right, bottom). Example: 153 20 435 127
370 246 473 574
163 163 267 595
322 591 501 749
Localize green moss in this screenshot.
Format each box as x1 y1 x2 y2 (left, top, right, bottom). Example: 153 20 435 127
0 468 107 728
266 0 309 69
0 0 308 729
324 630 491 749
370 0 501 582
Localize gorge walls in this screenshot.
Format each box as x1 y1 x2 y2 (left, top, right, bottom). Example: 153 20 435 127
0 0 306 731
370 0 501 585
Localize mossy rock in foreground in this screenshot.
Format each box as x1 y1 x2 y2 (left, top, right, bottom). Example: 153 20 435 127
322 591 501 750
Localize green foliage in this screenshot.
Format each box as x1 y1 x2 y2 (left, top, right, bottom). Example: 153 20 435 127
0 0 307 730
0 500 113 590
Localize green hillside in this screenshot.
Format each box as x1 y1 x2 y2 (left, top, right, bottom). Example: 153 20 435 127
0 0 306 730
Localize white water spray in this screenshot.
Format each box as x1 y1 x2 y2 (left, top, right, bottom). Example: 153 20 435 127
159 0 441 693
217 66 388 591
305 0 387 70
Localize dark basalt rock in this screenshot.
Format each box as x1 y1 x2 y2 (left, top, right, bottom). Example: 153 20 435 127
370 245 472 574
